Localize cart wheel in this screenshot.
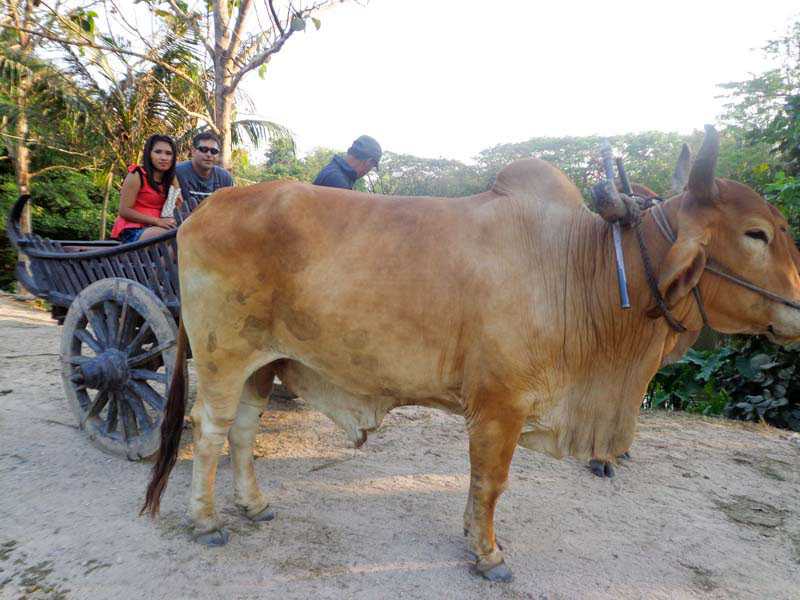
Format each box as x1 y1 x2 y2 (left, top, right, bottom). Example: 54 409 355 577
60 278 183 460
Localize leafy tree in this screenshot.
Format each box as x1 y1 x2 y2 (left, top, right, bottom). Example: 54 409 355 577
477 132 693 199
370 152 484 197
0 0 86 233
6 1 343 170
719 20 800 175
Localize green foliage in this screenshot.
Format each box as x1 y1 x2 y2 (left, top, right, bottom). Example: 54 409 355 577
477 132 685 198
648 339 800 431
0 170 115 241
648 348 733 416
719 21 800 175
721 338 800 430
764 173 800 237
370 152 485 197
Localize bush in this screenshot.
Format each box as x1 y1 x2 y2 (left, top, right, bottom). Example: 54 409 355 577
0 170 116 291
648 338 800 431
647 347 733 416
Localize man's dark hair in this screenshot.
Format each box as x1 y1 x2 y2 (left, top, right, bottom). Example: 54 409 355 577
142 134 177 193
192 131 221 148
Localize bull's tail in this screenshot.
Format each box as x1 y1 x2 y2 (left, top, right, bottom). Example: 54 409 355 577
140 318 189 517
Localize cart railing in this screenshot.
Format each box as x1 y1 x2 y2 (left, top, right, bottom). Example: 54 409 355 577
6 194 181 313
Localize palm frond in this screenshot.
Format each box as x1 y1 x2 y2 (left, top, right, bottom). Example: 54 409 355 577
231 119 293 148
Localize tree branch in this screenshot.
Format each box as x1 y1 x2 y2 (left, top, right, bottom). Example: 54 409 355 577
0 132 90 157
165 0 215 58
228 0 253 59
267 0 285 37
229 28 294 90
0 23 203 93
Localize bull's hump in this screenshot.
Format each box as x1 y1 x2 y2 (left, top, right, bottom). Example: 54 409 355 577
492 158 584 209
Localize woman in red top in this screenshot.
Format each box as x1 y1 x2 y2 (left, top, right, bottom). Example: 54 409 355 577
111 134 181 243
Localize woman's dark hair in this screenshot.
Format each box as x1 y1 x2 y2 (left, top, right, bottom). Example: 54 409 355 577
141 134 177 193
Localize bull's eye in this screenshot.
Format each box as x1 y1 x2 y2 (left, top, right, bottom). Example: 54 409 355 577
745 229 769 244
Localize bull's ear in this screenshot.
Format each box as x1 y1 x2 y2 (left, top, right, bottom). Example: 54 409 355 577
671 143 691 194
687 125 719 201
656 238 707 309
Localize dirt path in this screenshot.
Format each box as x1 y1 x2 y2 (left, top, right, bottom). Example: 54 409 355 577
1 294 799 600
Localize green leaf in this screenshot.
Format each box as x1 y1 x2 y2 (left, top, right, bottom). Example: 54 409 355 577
736 355 756 379
290 15 306 32
258 63 267 79
312 17 321 30
750 354 772 369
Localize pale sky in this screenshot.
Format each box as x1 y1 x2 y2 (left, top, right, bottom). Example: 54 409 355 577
245 0 799 162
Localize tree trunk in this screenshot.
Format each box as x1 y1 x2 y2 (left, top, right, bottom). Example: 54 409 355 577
214 87 235 171
99 170 113 240
211 0 235 172
10 80 32 234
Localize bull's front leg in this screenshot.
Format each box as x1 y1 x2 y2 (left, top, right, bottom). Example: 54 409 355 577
464 399 525 583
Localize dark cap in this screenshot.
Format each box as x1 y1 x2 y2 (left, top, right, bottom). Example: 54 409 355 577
348 135 382 166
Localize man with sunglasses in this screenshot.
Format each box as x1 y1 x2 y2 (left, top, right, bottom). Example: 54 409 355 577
313 135 382 189
175 131 234 206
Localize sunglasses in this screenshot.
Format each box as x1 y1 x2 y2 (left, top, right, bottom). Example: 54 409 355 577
195 145 220 155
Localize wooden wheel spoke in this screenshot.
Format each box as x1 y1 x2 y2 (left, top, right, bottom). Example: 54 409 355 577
119 396 139 441
124 323 152 356
128 379 165 412
103 300 121 348
116 292 132 348
125 388 153 431
67 355 91 365
79 299 108 347
82 389 110 425
129 369 168 384
74 329 103 354
128 339 175 367
106 394 119 434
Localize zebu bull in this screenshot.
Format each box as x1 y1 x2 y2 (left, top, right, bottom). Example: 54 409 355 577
143 126 800 582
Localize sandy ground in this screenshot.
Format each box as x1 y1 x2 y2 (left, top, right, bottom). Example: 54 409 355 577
1 294 800 600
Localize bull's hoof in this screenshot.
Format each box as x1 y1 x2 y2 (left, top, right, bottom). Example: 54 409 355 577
619 451 631 460
248 505 276 523
589 459 615 478
194 528 229 547
473 560 514 583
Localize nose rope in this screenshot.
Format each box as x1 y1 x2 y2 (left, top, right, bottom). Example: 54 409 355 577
651 203 800 312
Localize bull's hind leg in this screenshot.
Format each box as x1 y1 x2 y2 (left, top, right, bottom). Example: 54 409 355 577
188 369 245 546
228 365 276 522
464 398 525 583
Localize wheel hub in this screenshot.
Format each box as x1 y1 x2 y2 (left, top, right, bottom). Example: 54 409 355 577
73 349 130 390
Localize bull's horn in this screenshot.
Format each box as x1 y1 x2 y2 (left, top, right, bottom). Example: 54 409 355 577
687 125 719 201
671 143 691 194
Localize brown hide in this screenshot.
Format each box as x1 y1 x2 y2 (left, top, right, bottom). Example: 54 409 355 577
178 153 800 458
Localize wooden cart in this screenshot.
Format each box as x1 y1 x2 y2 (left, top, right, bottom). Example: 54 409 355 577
5 193 204 459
